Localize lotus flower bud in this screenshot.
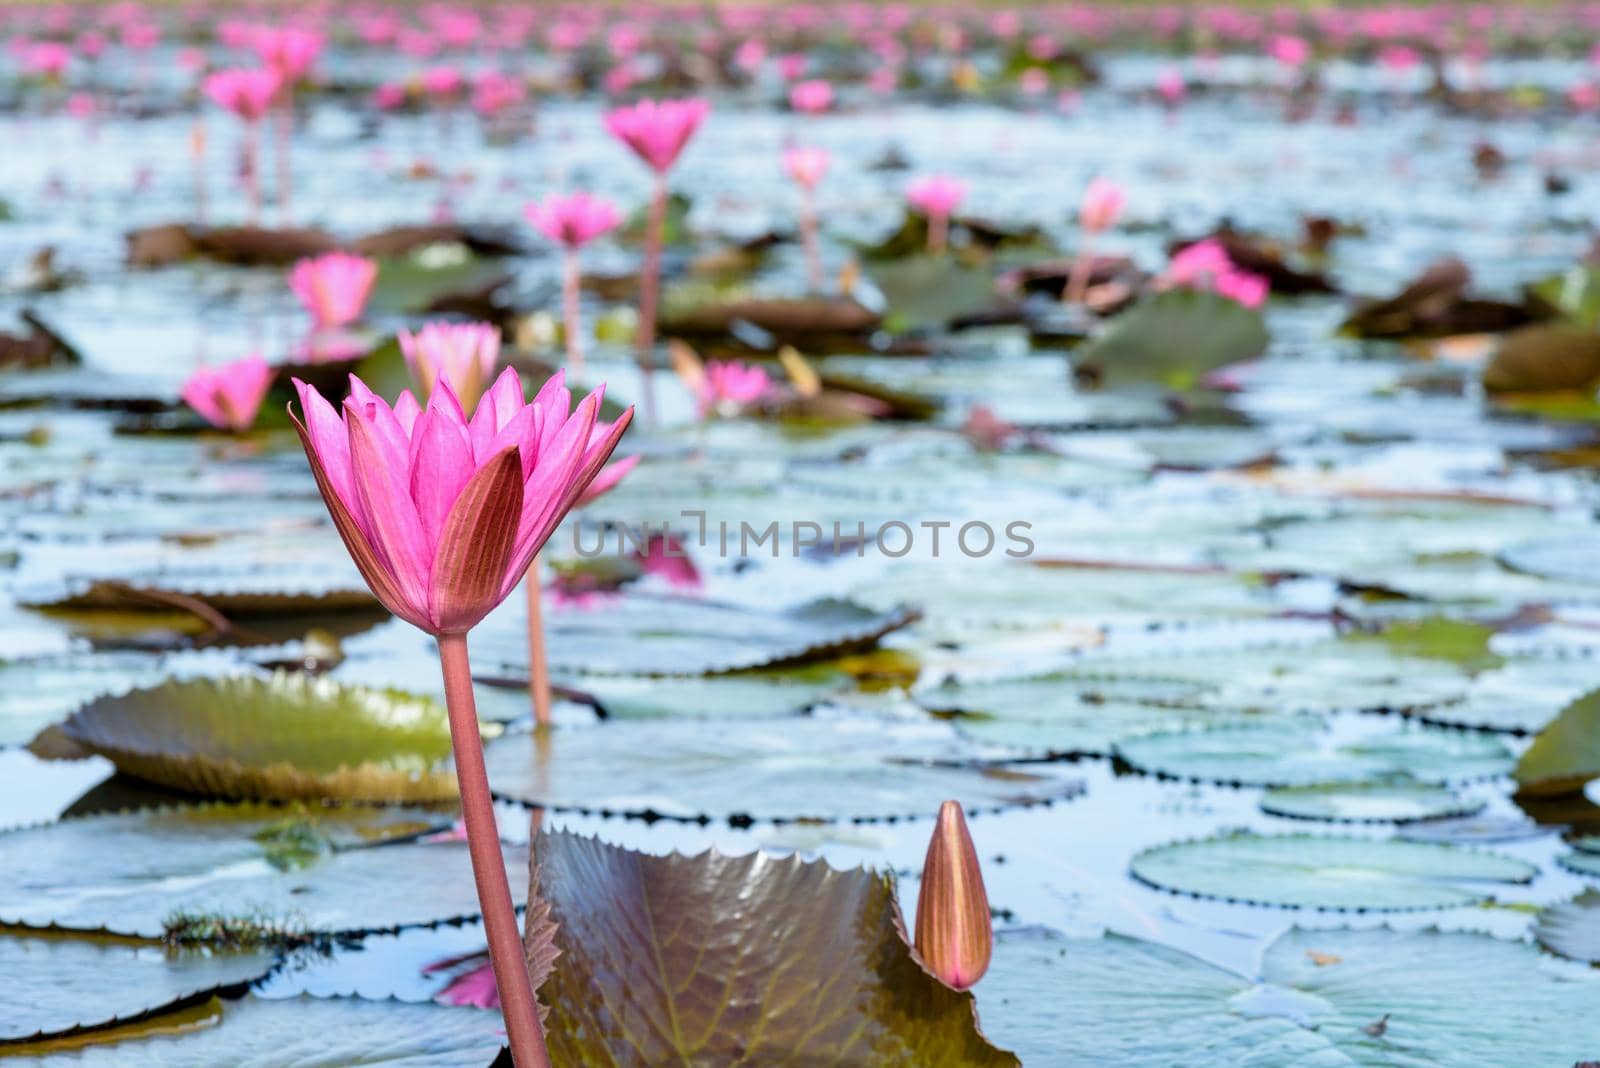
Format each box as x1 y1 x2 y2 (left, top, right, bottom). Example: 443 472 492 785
913 800 992 990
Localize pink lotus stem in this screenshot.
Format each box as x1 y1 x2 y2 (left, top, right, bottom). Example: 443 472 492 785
561 247 585 377
525 557 553 726
1063 234 1096 307
799 186 822 292
927 211 949 256
243 119 260 226
438 632 551 1068
636 173 668 425
192 118 207 226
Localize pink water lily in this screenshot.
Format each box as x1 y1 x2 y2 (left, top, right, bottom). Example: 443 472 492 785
290 368 631 636
603 97 709 174
398 321 501 411
906 175 967 254
1165 239 1270 310
783 147 830 291
288 252 377 329
251 25 323 82
698 359 774 417
180 354 274 432
1079 177 1126 234
788 78 833 113
782 145 829 190
202 67 281 121
524 192 622 250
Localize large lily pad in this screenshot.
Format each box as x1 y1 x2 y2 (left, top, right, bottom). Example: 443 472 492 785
527 830 1017 1065
1130 832 1536 910
1514 687 1600 798
979 926 1600 1066
0 804 524 939
472 594 918 678
59 674 457 803
1073 289 1270 389
1114 720 1513 787
0 934 275 1045
560 666 847 719
1259 782 1483 823
485 715 1081 822
8 996 506 1065
1535 889 1600 964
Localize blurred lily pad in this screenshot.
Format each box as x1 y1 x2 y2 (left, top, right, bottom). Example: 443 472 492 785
0 653 164 748
0 803 524 940
1114 720 1513 787
528 830 1017 1065
1259 782 1482 823
60 674 457 803
0 934 275 1045
1073 289 1270 389
867 255 1000 333
1130 832 1535 909
485 715 1081 822
560 666 847 719
1535 889 1600 964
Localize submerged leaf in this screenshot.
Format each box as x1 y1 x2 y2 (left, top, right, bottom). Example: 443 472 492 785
527 830 1017 1066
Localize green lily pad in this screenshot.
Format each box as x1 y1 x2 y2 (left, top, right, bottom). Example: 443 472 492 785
485 716 1081 822
1560 850 1600 879
7 996 506 1065
1114 721 1513 787
1413 659 1600 734
1499 535 1600 586
0 934 276 1045
1259 782 1483 823
365 248 512 318
867 255 1000 333
0 803 524 940
60 674 457 803
528 830 1017 1066
561 666 847 719
473 595 918 678
979 926 1600 1066
1514 687 1600 797
1130 832 1536 909
1073 289 1270 390
1535 889 1600 964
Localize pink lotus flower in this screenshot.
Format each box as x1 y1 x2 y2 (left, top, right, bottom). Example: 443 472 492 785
425 954 499 1009
638 533 701 589
1156 68 1186 105
252 25 323 82
66 92 96 119
202 67 282 121
1213 270 1269 310
398 322 502 411
733 39 766 73
1079 177 1125 234
788 78 833 114
775 53 808 80
1165 239 1269 310
697 359 773 417
1269 35 1311 67
906 175 967 221
20 42 72 79
782 146 829 189
181 354 274 432
288 252 377 329
421 65 465 99
472 71 525 117
524 192 622 249
604 97 710 174
289 368 631 635
373 82 407 110
1378 44 1421 72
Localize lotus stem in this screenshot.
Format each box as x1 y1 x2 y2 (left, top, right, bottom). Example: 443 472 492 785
561 248 585 378
1064 234 1097 307
192 118 207 227
244 119 260 226
525 557 553 727
437 632 551 1068
800 186 823 293
275 96 293 226
927 211 948 256
636 173 668 427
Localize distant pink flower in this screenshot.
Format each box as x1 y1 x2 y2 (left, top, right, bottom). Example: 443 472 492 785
1570 83 1600 112
426 955 499 1009
1214 270 1269 309
373 82 407 110
1165 239 1269 309
66 92 95 119
1269 35 1311 68
252 25 323 82
121 22 160 50
1018 68 1050 97
733 39 766 73
524 192 622 249
76 31 106 58
181 354 274 432
782 146 829 189
868 68 898 95
203 67 282 121
176 47 208 73
288 252 377 328
20 42 71 79
398 321 502 411
697 360 773 417
1079 177 1125 234
1378 44 1421 72
775 53 808 80
1157 69 1186 105
638 533 700 589
905 175 967 220
472 70 525 116
421 65 465 99
604 97 710 174
788 78 833 114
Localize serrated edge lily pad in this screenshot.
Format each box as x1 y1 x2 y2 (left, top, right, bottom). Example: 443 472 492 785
1260 782 1484 823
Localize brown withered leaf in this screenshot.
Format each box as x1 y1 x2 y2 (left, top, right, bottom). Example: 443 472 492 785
525 830 1018 1066
191 226 340 266
662 295 881 340
1482 324 1600 394
350 223 523 258
1342 257 1540 339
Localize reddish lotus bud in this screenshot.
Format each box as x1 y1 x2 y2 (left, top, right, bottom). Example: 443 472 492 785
913 800 992 990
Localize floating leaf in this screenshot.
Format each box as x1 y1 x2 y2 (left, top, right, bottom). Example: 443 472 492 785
0 934 274 1045
562 666 847 719
1535 889 1600 964
867 255 1001 333
1561 850 1600 879
9 996 506 1065
1482 323 1600 394
0 804 523 939
1130 832 1535 909
1259 782 1483 823
1500 535 1600 585
528 830 1017 1065
60 674 457 803
365 249 513 318
980 926 1600 1066
1114 720 1513 788
1514 688 1600 798
485 716 1081 822
1073 289 1270 389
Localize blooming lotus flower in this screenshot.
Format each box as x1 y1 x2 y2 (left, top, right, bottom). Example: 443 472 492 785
1165 239 1269 310
1213 269 1269 310
421 65 465 99
252 25 323 82
604 97 710 174
788 78 833 114
1270 35 1311 68
697 360 773 417
472 71 525 117
524 193 622 250
181 354 274 432
202 67 282 121
914 801 992 991
288 252 377 329
290 368 632 635
20 42 72 79
1156 68 1186 106
1079 177 1125 234
782 146 829 189
398 321 502 411
905 175 967 221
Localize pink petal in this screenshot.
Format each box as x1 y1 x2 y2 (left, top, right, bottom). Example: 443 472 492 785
408 406 476 549
346 401 433 624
